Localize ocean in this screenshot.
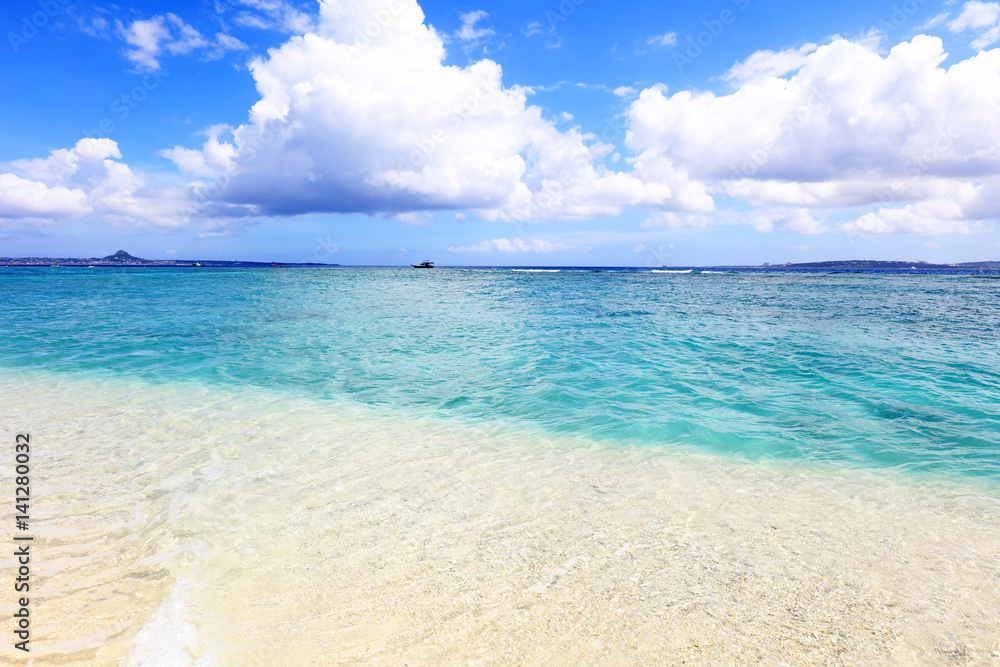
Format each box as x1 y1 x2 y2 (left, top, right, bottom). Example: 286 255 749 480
2 266 999 664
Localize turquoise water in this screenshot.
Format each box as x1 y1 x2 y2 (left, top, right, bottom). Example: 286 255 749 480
3 266 999 480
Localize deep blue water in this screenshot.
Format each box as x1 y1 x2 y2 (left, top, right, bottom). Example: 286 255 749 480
2 266 999 479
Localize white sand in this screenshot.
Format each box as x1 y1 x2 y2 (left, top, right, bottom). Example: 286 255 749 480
2 375 998 665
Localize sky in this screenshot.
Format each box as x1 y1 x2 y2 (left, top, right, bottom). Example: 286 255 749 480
1 0 1000 266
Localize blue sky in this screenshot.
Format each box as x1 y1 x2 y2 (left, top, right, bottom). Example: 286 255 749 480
2 0 999 265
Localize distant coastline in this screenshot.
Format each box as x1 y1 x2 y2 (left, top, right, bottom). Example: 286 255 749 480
1 250 339 268
661 259 1000 273
3 250 1000 273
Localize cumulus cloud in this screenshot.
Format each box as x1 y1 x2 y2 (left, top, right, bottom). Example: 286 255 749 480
842 199 976 235
448 237 574 253
0 138 192 226
628 37 1000 183
163 0 710 223
626 35 1000 234
0 174 89 220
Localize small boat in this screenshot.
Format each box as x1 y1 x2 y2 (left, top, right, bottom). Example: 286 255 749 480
192 262 204 267
411 260 435 268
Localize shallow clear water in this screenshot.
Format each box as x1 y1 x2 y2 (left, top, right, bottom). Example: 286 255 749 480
3 267 999 479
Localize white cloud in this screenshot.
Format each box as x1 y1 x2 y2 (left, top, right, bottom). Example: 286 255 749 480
214 33 249 54
159 125 238 178
0 138 193 226
397 211 432 226
748 208 828 234
164 0 710 223
233 14 271 30
523 21 544 38
947 1 1000 32
229 0 315 34
118 13 245 71
842 199 976 235
119 16 173 70
971 25 1000 48
724 43 818 84
9 3 999 242
920 12 950 30
647 32 677 47
455 10 494 43
626 35 1000 234
948 1 1000 49
0 174 89 220
628 37 1000 183
448 237 574 253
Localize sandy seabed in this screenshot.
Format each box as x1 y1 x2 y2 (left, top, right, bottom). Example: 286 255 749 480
1 374 999 666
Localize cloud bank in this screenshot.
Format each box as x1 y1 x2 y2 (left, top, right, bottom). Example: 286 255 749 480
628 35 1000 234
3 0 1000 240
0 139 191 226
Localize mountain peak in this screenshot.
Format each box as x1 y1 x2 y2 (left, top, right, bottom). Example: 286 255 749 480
104 250 143 262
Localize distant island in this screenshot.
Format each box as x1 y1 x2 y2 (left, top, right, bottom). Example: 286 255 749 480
1 250 339 268
664 259 1000 272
